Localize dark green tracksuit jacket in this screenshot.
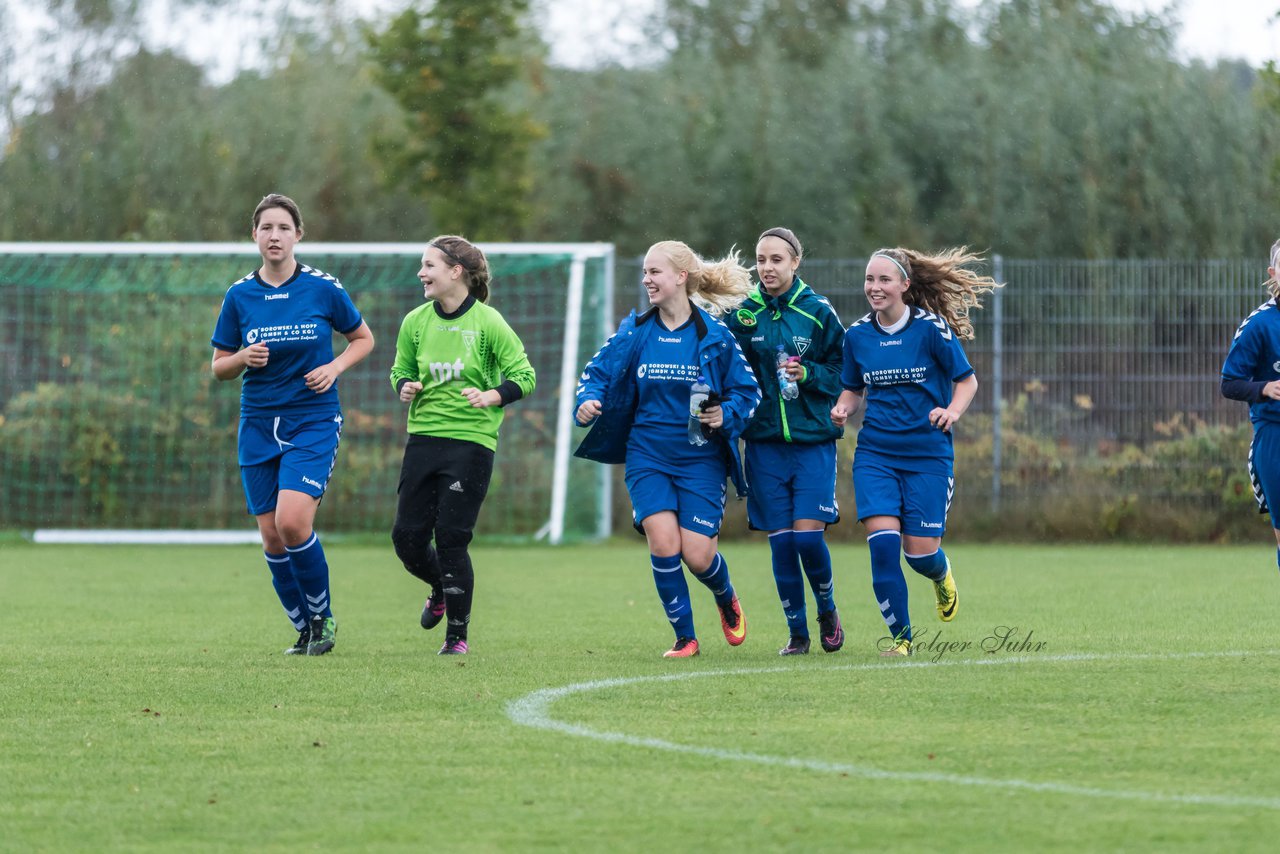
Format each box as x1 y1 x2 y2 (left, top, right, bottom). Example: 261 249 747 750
727 277 845 445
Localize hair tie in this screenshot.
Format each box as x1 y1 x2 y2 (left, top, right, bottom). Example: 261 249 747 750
872 252 910 281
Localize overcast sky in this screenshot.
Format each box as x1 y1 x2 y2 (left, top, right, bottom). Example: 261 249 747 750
537 0 1278 68
10 0 1279 84
158 0 1280 74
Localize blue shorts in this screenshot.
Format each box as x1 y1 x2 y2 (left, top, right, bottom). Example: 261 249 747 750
238 413 344 516
744 440 839 531
625 458 727 537
852 454 952 537
1250 420 1280 521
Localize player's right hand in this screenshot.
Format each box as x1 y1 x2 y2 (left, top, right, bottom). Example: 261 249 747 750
242 342 269 369
399 381 424 403
576 399 602 426
830 405 849 427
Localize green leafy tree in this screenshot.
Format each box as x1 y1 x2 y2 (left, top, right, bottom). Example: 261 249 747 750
366 0 545 240
0 45 429 241
660 0 852 66
1259 10 1280 183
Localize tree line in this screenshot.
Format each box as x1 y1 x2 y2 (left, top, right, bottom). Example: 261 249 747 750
0 0 1277 258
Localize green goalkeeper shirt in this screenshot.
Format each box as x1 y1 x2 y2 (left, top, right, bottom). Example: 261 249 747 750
389 297 536 451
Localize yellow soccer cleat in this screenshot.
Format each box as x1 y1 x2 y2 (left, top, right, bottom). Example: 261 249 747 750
879 637 913 658
934 561 958 622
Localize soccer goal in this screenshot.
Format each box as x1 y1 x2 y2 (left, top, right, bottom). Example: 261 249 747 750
0 242 614 544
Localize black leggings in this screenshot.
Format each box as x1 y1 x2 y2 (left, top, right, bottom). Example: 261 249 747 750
391 435 495 638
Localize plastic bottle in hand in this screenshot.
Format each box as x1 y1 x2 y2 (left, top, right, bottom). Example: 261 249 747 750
776 346 799 400
688 375 710 446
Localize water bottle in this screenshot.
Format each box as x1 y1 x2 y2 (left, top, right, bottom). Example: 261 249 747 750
688 375 710 446
776 346 799 400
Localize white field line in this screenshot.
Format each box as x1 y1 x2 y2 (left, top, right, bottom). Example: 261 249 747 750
506 649 1280 810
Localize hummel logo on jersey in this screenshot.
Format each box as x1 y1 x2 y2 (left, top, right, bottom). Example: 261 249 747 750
880 339 902 346
302 476 323 489
658 335 682 343
264 292 289 300
449 481 464 492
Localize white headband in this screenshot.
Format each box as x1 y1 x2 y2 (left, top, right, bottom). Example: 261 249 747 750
872 252 909 281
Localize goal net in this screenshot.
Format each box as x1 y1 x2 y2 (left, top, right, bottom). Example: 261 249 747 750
0 242 614 544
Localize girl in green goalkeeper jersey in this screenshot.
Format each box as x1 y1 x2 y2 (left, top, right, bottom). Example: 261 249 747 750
389 235 536 655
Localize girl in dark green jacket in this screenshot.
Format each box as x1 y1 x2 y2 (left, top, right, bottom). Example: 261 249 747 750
728 228 846 655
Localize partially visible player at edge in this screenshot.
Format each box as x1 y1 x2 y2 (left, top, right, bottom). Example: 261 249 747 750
727 227 847 656
389 235 536 656
211 193 375 656
830 247 998 657
1220 239 1280 571
575 240 760 658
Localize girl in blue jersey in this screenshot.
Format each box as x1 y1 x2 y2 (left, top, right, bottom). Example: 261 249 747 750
575 241 760 658
211 194 375 656
831 247 998 657
728 228 847 656
1221 239 1280 569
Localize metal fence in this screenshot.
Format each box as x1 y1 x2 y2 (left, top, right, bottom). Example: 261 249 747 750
619 256 1268 541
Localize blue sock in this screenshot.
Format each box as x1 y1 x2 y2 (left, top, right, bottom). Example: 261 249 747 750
264 551 307 630
689 552 735 606
868 530 911 641
652 554 694 639
287 533 332 619
768 531 808 637
794 530 836 615
904 547 949 582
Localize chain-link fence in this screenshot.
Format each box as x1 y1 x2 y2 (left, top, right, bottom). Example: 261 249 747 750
620 256 1268 541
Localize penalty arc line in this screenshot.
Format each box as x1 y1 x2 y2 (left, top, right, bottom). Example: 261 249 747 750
505 648 1280 810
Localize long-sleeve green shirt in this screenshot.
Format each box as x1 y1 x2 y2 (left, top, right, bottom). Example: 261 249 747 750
389 297 536 451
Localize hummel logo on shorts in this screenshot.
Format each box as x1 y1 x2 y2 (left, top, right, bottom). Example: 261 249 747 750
449 481 464 492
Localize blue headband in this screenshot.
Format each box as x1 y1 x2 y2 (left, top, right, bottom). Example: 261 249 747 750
872 252 909 281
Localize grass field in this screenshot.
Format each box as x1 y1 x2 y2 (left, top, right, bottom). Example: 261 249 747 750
3 539 1279 852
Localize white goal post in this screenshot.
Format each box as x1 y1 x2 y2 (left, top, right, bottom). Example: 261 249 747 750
1 241 614 545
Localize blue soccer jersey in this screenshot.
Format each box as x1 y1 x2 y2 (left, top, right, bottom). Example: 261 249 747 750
841 308 974 474
1222 298 1280 426
627 316 723 470
211 264 363 417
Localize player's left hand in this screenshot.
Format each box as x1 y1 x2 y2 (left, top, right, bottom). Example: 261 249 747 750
699 404 724 430
929 407 960 432
304 363 340 393
462 387 500 408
